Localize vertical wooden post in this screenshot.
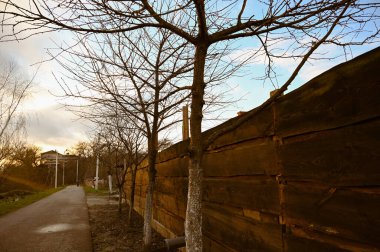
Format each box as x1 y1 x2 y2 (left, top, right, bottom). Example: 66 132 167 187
62 162 65 186
55 151 58 189
182 105 189 140
76 159 79 186
95 155 99 190
270 89 283 97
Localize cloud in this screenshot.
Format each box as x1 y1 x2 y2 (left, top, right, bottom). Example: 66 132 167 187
26 103 90 153
1 23 88 153
228 42 378 92
20 84 90 152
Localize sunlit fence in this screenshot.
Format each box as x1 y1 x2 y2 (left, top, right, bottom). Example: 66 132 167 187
125 47 380 251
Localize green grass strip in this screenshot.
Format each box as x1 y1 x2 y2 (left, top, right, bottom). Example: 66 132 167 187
83 185 109 195
0 187 63 217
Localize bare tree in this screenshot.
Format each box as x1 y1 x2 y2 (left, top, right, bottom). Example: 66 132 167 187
55 26 236 249
0 56 33 169
95 113 145 219
0 143 47 191
69 141 95 184
111 114 145 225
93 124 125 212
55 28 193 250
1 1 379 251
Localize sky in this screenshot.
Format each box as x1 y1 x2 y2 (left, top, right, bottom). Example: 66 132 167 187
1 32 91 154
1 2 378 154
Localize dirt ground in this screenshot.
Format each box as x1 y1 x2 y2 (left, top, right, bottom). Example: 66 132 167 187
86 193 166 252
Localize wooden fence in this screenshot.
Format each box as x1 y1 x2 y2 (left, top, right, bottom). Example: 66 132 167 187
125 47 380 251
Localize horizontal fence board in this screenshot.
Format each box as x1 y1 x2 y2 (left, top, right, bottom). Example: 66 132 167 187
154 192 187 219
204 236 236 252
285 226 379 252
285 232 351 252
153 207 184 236
203 205 282 251
156 157 189 177
285 182 380 246
203 177 280 214
157 139 189 163
135 169 149 185
280 119 380 186
204 106 274 149
203 139 278 177
133 195 145 212
276 48 380 137
155 177 188 199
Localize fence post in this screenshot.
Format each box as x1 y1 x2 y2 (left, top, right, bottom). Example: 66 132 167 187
182 105 189 140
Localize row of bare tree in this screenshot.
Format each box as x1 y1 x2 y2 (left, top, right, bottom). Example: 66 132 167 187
0 56 33 171
52 24 233 249
1 1 379 251
69 125 173 225
0 52 38 195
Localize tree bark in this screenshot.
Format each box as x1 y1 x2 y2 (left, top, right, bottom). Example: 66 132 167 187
128 166 137 225
143 141 157 251
185 44 208 252
118 186 123 214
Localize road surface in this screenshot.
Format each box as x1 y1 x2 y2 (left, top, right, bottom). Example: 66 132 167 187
0 186 92 252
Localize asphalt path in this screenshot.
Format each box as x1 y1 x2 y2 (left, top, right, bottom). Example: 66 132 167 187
0 185 92 252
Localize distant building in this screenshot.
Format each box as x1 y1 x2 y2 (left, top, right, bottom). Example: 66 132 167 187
41 150 78 165
40 150 62 165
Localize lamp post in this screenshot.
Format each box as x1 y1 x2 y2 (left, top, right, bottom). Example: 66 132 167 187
62 149 71 186
76 158 79 186
95 154 99 190
62 162 65 186
55 150 58 188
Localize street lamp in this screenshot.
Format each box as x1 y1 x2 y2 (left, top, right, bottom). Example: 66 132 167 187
55 150 58 189
95 154 99 190
76 156 80 186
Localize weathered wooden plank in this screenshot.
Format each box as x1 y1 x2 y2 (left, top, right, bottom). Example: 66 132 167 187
153 207 185 236
155 177 188 199
156 157 189 177
285 182 380 246
203 204 282 251
203 236 236 252
133 195 145 212
203 139 278 177
203 202 279 224
135 169 149 185
152 219 177 239
284 232 350 252
157 139 189 163
276 47 380 137
154 192 187 219
280 119 380 186
203 105 274 149
133 184 147 198
203 177 280 214
124 186 131 196
285 226 379 252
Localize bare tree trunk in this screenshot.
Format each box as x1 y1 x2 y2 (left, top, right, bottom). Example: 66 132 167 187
128 166 137 225
118 185 123 214
143 145 157 251
185 44 208 252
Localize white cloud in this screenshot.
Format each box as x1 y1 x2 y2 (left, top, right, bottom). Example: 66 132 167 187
228 42 378 93
26 103 90 153
1 30 90 153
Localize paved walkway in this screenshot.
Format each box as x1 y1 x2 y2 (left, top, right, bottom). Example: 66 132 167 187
0 186 92 252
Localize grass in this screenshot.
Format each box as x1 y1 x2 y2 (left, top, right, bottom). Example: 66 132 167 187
83 185 109 195
0 187 63 217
